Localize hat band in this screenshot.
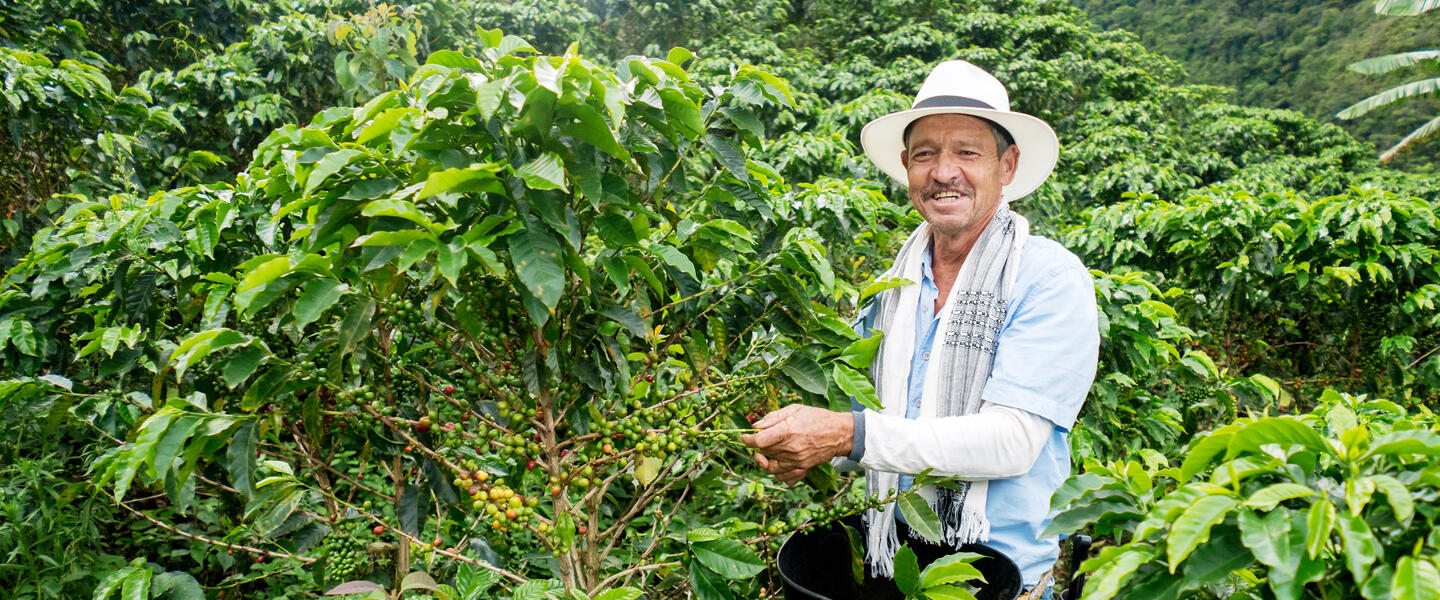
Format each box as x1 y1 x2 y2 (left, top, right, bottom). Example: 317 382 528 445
911 95 996 110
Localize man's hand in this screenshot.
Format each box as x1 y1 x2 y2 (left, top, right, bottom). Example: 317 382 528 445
740 404 853 485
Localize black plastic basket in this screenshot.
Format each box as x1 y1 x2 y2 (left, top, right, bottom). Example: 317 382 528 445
777 517 1022 600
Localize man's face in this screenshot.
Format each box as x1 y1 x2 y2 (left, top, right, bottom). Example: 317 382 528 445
901 114 1019 239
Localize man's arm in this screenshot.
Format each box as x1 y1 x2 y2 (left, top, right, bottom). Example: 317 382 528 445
858 402 1050 479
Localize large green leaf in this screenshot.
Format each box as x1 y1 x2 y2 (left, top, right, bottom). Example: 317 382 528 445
153 572 204 600
305 149 364 196
832 363 882 411
1041 500 1139 539
897 493 944 544
1365 429 1440 459
1179 424 1240 482
508 225 566 322
703 133 749 182
1337 511 1381 582
354 107 419 144
894 545 921 597
919 553 985 588
1368 474 1414 526
1177 525 1252 593
1243 483 1317 510
1392 556 1440 600
1349 50 1440 75
689 565 735 600
559 103 628 159
859 277 914 303
120 569 152 600
839 332 884 370
92 566 138 600
170 328 250 379
360 198 442 234
292 278 345 331
1375 0 1440 15
658 87 704 138
921 587 978 600
692 538 765 579
780 353 828 395
1078 544 1156 600
650 243 697 278
518 152 567 191
151 415 202 484
1304 499 1335 559
1239 508 1298 572
418 163 503 199
1337 77 1440 120
1225 417 1330 460
1381 113 1440 162
1241 508 1324 600
594 588 642 600
595 214 638 247
221 345 267 388
1166 494 1239 572
227 421 258 497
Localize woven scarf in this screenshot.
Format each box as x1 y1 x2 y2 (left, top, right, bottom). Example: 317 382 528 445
861 205 1029 578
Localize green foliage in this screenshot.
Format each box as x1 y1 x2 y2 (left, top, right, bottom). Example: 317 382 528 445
1067 185 1440 403
1051 391 1440 600
894 549 985 600
0 380 128 599
2 34 885 597
3 0 1439 597
1339 0 1440 163
1074 0 1440 172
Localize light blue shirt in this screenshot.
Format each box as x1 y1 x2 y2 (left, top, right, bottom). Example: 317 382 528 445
852 234 1099 586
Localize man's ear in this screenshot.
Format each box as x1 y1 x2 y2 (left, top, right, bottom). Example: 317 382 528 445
900 149 910 170
1000 145 1019 185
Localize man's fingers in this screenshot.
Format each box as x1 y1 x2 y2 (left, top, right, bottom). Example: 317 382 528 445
778 468 809 485
754 404 804 429
753 452 771 471
745 423 789 451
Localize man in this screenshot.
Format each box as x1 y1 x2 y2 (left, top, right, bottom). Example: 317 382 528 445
741 60 1099 598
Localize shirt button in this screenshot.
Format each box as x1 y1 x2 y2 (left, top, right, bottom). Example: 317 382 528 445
922 352 930 360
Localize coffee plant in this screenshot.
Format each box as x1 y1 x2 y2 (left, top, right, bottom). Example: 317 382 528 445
6 0 1440 598
1 35 909 597
1066 185 1440 403
1050 390 1440 600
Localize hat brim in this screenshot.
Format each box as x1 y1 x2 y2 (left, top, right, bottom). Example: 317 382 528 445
859 107 1059 202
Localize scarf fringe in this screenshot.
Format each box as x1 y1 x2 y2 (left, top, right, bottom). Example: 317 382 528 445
863 504 901 578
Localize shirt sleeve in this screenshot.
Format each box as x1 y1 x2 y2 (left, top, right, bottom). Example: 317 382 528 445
857 402 1052 479
980 260 1099 431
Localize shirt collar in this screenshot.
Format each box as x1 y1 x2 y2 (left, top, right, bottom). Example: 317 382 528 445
920 244 934 285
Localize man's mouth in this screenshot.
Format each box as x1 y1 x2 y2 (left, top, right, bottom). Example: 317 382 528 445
929 190 971 203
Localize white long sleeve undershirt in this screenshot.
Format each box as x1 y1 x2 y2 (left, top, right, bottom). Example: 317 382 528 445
856 402 1052 480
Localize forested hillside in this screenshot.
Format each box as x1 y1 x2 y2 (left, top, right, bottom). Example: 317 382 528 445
1073 0 1440 171
2 1 1438 599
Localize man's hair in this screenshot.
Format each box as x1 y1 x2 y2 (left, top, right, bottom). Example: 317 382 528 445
902 116 1015 156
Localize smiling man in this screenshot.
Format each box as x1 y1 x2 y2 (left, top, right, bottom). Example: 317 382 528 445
742 61 1099 599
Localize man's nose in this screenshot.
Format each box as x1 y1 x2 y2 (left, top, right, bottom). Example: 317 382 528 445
932 152 967 184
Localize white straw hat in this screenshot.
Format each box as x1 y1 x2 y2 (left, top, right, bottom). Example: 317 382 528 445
860 60 1059 202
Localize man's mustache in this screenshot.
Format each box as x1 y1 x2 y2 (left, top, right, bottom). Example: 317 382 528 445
915 183 976 199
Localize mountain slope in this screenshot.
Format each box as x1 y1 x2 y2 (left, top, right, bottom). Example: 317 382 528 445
1073 0 1440 171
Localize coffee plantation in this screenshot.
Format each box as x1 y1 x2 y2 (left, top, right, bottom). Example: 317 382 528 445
2 0 1438 599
